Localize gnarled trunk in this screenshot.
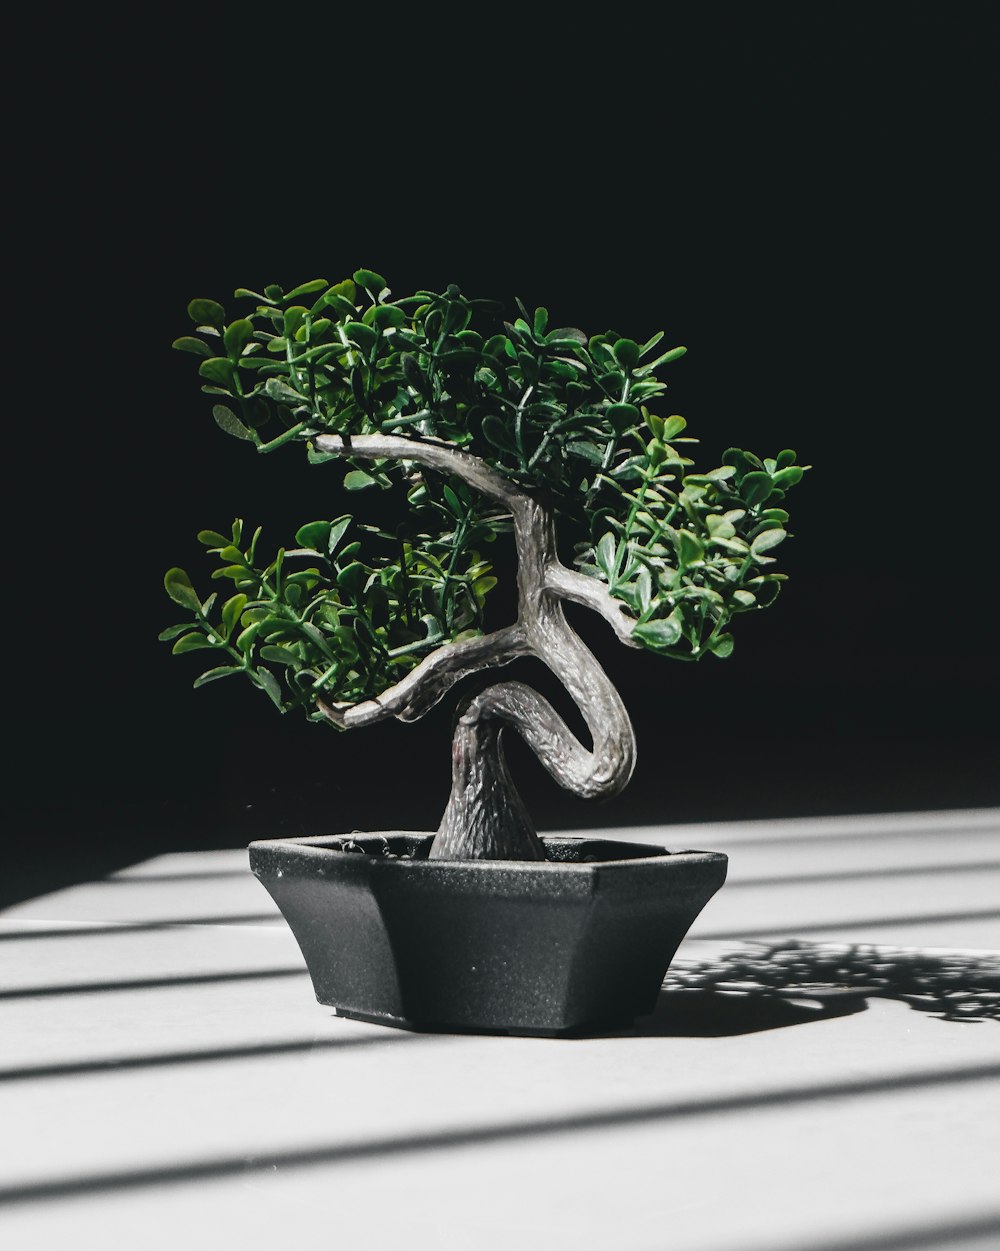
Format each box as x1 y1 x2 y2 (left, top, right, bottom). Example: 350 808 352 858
311 434 639 863
429 497 636 861
433 687 545 861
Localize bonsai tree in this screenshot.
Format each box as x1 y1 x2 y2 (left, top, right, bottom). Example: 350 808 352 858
164 271 807 862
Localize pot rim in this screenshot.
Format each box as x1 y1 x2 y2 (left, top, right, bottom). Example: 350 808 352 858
249 832 728 875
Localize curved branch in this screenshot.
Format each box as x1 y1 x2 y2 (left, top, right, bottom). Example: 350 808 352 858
466 679 632 800
544 564 642 649
316 624 529 730
313 433 525 509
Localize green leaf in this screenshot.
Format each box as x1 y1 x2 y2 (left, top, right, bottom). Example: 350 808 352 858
158 623 193 641
596 532 618 578
482 414 517 453
740 471 774 505
172 632 217 654
193 665 243 687
353 269 387 296
639 330 665 357
223 319 254 356
283 278 328 301
371 304 405 330
337 562 369 593
198 357 235 387
196 529 230 547
260 645 301 666
613 338 640 369
709 634 735 658
263 377 307 405
678 530 705 565
547 326 587 346
187 298 226 329
282 306 307 337
639 345 687 372
775 448 797 469
328 516 352 555
644 410 665 439
172 336 212 357
607 403 640 433
647 439 668 467
255 666 284 707
633 614 683 649
221 594 248 639
751 528 787 556
235 623 260 653
322 295 358 319
772 465 804 489
344 321 378 351
343 469 378 490
661 414 687 440
164 567 201 612
307 443 338 464
472 575 497 603
212 404 255 441
325 278 357 304
567 440 604 465
706 514 736 539
295 520 332 551
724 447 765 472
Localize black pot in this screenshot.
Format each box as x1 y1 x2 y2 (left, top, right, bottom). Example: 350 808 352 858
249 834 727 1036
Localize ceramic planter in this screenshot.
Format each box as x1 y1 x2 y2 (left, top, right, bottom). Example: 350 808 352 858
249 833 727 1035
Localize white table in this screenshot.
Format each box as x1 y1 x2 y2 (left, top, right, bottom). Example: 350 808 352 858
2 809 998 1250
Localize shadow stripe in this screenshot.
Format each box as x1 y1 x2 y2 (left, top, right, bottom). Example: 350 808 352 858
1 1061 997 1206
775 1209 1000 1251
0 914 282 941
728 860 1000 889
0 967 307 1000
697 823 1000 850
699 909 1000 940
106 870 248 884
0 1033 419 1083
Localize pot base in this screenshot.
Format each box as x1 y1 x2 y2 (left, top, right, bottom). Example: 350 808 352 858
250 833 727 1035
332 1004 635 1038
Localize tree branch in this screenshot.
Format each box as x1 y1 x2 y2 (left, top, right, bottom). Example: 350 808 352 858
316 624 529 730
312 433 526 510
543 565 641 649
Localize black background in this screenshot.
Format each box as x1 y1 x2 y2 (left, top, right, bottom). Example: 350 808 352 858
8 4 998 896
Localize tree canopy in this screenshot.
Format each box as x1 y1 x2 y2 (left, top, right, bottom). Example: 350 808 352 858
163 271 808 717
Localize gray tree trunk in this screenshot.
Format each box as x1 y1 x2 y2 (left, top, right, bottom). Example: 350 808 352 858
312 434 640 862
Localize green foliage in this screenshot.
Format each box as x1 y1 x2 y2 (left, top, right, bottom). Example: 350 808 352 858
575 439 809 659
166 270 808 711
170 273 690 523
160 507 507 718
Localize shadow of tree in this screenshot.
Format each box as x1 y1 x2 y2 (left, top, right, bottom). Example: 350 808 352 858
632 985 867 1037
637 940 1000 1037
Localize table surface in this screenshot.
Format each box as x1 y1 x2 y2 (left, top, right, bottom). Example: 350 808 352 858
2 808 998 1251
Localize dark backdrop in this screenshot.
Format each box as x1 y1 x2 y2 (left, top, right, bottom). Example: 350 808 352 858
7 5 998 895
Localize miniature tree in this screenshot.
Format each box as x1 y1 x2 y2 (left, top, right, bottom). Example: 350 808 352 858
163 271 807 861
